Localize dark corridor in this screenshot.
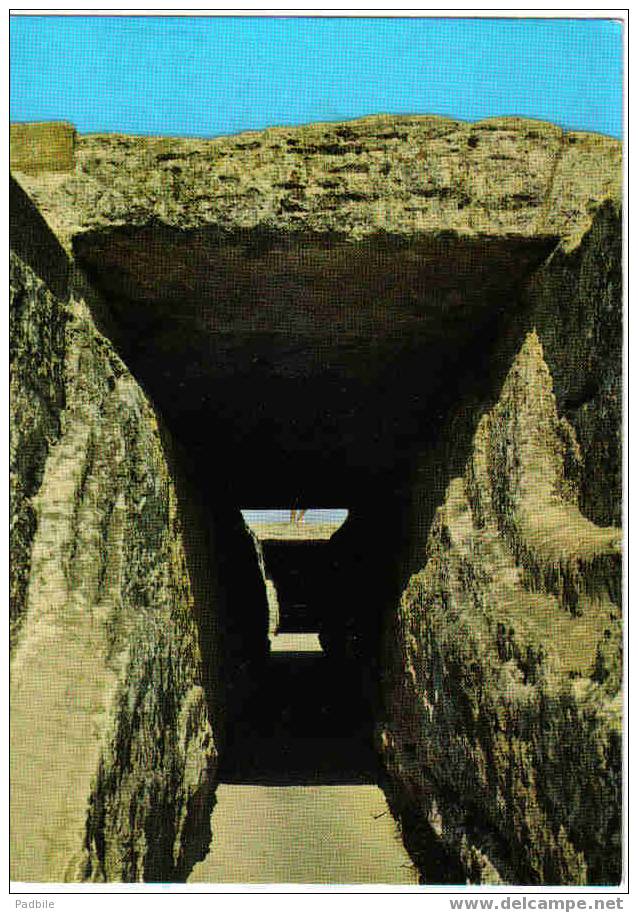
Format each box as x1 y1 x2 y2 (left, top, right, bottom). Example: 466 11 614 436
218 638 378 786
261 539 331 632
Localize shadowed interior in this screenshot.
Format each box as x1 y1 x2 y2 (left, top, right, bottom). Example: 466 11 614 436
9 115 622 883
72 225 562 770
74 226 558 507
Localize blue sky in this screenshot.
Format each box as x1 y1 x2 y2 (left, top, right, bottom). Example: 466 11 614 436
10 15 622 525
242 509 348 528
10 16 622 139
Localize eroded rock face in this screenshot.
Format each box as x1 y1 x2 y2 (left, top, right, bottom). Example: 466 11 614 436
378 327 621 884
314 200 622 886
10 180 267 882
13 115 619 249
521 201 622 528
10 116 622 885
11 116 620 508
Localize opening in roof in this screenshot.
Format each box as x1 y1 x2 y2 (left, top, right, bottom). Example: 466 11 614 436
242 508 349 541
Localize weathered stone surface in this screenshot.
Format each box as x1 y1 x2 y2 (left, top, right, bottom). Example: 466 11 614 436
10 121 76 175
12 116 619 249
11 117 621 507
207 505 270 718
311 198 622 885
379 329 621 885
9 252 67 646
10 115 622 886
248 529 281 640
9 182 266 882
521 200 622 528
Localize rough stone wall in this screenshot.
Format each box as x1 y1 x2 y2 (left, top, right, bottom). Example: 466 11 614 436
10 121 76 174
12 116 619 251
10 194 226 882
10 115 622 886
9 257 67 647
378 204 623 885
207 507 271 717
522 200 622 528
250 531 281 641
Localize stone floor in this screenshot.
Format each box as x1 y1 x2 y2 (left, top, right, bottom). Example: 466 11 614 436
189 634 417 885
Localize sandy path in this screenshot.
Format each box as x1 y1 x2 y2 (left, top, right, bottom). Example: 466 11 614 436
188 782 417 885
188 633 417 885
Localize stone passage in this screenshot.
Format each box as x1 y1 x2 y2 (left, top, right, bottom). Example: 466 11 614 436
189 782 416 884
190 632 417 884
10 116 622 885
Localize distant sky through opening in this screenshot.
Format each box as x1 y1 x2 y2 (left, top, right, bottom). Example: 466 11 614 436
242 510 349 528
